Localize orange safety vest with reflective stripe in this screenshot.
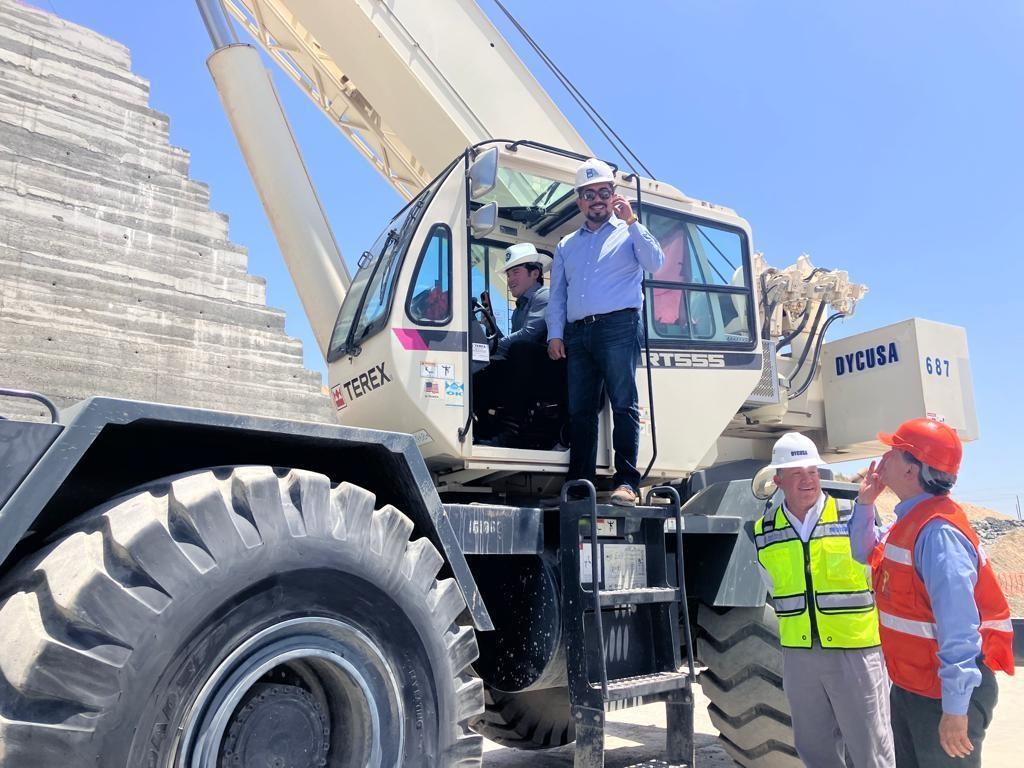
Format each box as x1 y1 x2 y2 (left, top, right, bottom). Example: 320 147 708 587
870 495 1015 698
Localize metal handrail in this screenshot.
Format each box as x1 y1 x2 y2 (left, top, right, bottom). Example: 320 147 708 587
561 479 608 698
647 486 696 681
0 388 59 424
629 173 658 485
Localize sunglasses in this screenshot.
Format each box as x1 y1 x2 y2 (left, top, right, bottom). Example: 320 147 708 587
579 188 614 202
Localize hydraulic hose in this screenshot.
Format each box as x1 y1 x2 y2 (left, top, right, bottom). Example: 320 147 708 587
788 312 846 400
785 301 826 385
777 306 811 349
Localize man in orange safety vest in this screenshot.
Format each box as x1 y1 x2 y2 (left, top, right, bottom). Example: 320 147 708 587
850 418 1013 767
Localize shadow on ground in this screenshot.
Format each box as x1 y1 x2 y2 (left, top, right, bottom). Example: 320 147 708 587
482 722 736 767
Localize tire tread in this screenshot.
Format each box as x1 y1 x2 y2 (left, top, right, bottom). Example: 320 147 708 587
0 467 483 767
697 604 798 768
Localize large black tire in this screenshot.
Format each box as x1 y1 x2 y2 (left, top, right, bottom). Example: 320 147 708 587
471 685 575 749
0 467 483 767
696 604 801 768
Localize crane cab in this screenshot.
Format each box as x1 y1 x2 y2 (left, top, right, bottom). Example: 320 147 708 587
324 141 765 492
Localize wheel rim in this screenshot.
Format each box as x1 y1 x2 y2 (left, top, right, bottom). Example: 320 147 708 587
178 617 405 768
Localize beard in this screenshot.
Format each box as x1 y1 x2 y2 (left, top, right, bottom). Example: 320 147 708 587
586 205 611 226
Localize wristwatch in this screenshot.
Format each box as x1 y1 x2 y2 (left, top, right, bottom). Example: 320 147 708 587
625 215 638 225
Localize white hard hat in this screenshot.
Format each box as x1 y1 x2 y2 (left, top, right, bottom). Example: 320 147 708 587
766 432 824 470
751 432 824 499
503 242 552 273
574 158 615 190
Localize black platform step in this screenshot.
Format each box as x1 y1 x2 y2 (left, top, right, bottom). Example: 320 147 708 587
596 670 689 702
594 587 679 608
582 504 675 521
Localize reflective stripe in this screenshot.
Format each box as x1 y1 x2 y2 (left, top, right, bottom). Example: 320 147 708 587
883 543 913 565
817 591 875 610
879 610 937 639
755 527 800 548
981 618 1014 633
774 595 806 614
811 523 849 539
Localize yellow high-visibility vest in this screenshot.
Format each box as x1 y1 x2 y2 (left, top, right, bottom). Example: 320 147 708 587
754 495 880 649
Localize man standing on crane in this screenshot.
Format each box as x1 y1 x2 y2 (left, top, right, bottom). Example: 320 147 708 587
546 158 664 506
851 418 1014 767
754 432 894 768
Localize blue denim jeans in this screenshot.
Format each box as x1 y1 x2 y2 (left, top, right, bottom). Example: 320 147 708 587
565 309 642 491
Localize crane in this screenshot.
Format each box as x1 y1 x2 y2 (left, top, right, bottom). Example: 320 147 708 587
0 3 980 767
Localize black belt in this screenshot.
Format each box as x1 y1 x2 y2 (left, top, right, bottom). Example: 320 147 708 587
571 307 638 326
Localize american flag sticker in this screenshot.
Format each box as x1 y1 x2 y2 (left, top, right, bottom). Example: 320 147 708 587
423 379 441 399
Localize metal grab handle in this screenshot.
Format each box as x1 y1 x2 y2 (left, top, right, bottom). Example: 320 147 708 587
646 485 695 682
560 479 609 698
0 388 59 424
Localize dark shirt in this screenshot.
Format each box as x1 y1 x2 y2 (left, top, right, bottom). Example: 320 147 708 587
496 283 548 357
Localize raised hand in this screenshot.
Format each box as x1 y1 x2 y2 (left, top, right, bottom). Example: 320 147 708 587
858 458 887 505
611 195 634 222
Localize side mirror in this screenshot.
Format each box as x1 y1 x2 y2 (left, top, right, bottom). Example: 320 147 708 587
470 201 498 238
467 147 499 199
751 468 777 501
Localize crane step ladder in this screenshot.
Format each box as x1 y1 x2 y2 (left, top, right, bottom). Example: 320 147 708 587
558 481 697 768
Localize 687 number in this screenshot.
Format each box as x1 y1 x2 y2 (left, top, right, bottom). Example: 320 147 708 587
925 357 950 377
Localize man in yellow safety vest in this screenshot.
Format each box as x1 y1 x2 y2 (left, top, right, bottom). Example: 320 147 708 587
753 433 894 768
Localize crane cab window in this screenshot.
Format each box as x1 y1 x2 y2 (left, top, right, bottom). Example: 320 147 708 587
640 208 755 349
470 242 513 335
406 225 453 325
328 176 441 360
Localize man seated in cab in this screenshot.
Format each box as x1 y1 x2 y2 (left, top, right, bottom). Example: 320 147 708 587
473 243 565 448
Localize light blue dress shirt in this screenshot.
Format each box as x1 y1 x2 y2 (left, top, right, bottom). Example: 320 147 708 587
546 215 665 341
849 492 981 715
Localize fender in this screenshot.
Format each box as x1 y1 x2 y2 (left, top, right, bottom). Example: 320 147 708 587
0 397 492 630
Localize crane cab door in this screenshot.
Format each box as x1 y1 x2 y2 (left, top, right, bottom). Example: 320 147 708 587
324 158 471 468
323 150 572 472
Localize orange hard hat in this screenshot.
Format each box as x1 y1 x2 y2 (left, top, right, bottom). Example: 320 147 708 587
877 418 962 475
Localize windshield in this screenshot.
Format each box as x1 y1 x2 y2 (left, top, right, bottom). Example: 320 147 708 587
476 167 575 227
328 179 439 359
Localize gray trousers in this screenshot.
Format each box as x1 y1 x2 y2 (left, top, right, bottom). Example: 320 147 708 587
782 644 895 768
889 662 998 768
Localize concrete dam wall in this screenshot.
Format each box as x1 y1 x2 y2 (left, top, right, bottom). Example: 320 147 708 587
0 0 336 424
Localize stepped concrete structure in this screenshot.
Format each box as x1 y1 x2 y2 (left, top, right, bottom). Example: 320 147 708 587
0 0 336 423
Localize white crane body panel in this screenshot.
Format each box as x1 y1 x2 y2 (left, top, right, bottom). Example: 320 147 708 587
225 0 589 198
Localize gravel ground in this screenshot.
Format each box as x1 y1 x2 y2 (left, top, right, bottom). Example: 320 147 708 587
482 669 1023 767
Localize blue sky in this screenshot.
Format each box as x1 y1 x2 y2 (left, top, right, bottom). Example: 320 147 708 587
27 1 1023 515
